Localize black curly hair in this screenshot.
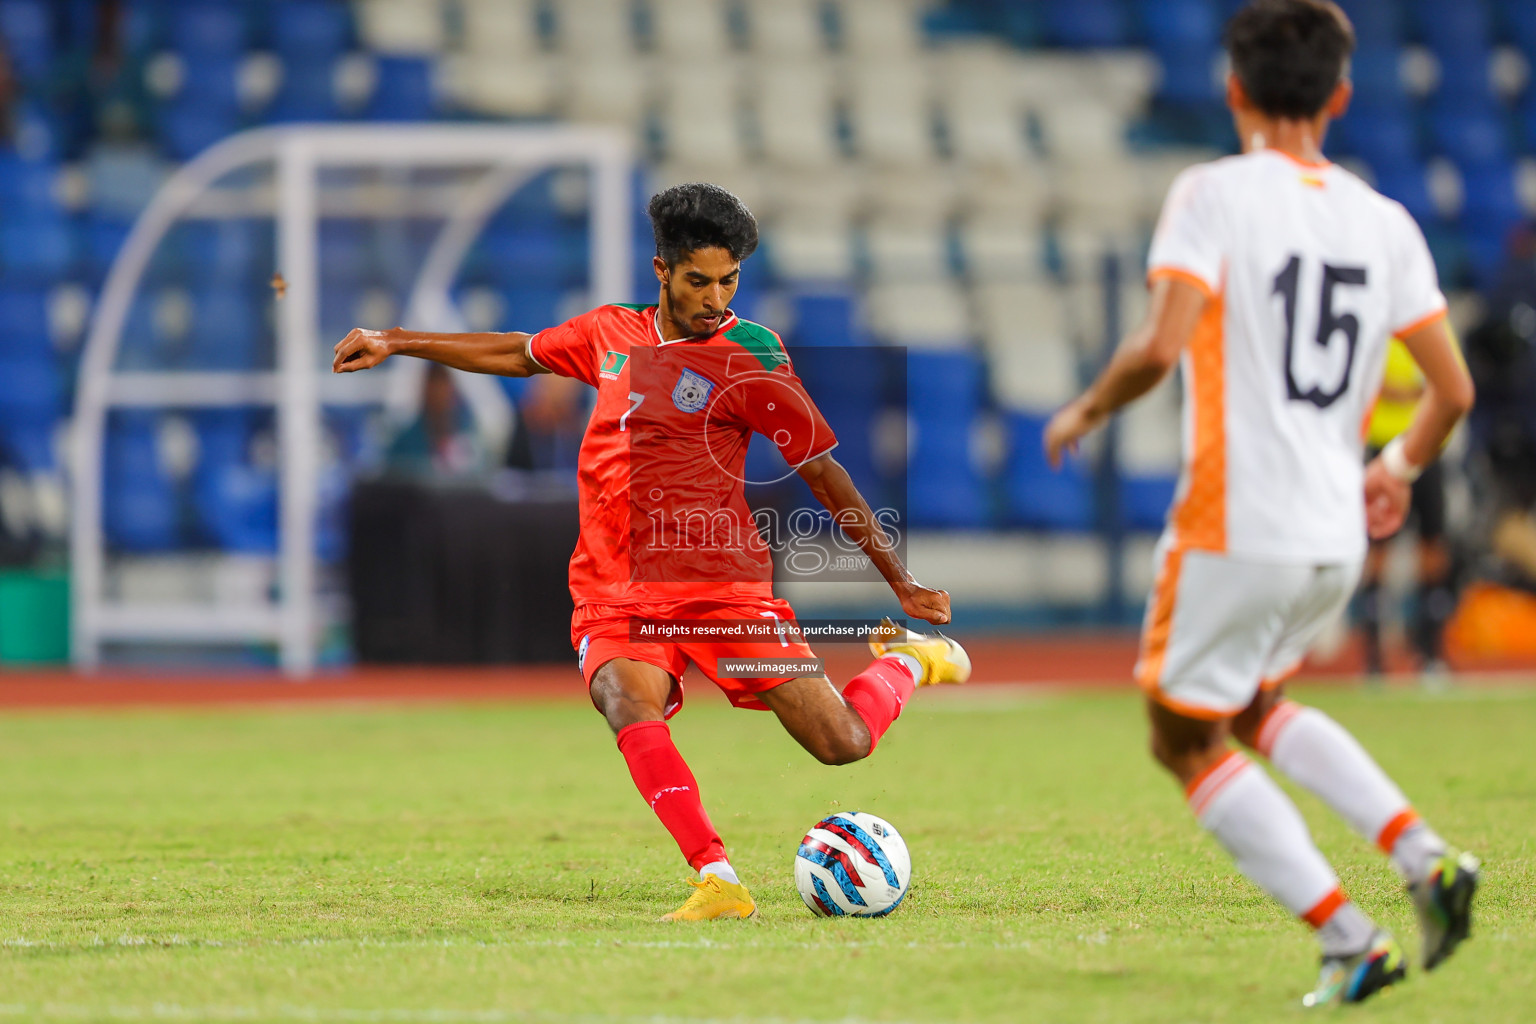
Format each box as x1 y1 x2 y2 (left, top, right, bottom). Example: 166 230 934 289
647 183 759 268
1225 0 1355 120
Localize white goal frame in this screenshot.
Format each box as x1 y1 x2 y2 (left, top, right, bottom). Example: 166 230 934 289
71 124 633 674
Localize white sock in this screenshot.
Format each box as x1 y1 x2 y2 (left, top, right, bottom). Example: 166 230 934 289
698 859 738 884
1258 701 1446 884
1189 751 1374 954
882 652 924 684
1316 902 1378 958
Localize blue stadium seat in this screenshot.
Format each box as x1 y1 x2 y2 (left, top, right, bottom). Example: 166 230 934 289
265 60 347 122
1410 0 1491 57
187 286 261 370
787 291 863 348
0 0 54 82
0 218 73 283
194 409 253 467
1348 45 1405 106
501 287 567 332
270 0 352 61
476 224 587 289
906 351 986 528
319 284 366 344
790 345 881 498
157 102 242 160
315 461 348 563
1428 102 1508 168
119 0 163 53
1336 104 1419 176
1462 223 1509 288
83 213 133 282
366 56 437 120
1138 0 1220 49
1522 91 1536 152
0 422 53 472
169 2 248 57
1432 49 1499 111
178 57 244 113
1003 413 1094 531
1335 0 1405 47
1373 163 1437 225
1460 162 1521 284
0 356 58 433
1120 474 1177 531
191 463 278 552
494 172 572 230
1044 0 1132 48
0 152 60 211
105 412 181 552
185 220 268 286
1155 43 1220 105
324 407 372 464
0 287 51 353
318 222 376 284
191 411 277 554
1500 0 1536 56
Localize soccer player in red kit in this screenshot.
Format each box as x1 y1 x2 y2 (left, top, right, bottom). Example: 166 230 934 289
333 183 971 920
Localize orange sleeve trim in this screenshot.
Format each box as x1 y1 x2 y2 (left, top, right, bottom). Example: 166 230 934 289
1302 887 1349 929
1375 808 1421 854
1148 265 1217 300
1392 307 1448 339
1135 547 1185 691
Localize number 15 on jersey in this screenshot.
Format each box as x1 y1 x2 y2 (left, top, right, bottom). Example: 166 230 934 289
1273 253 1368 410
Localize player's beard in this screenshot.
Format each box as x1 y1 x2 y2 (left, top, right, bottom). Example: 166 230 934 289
664 282 723 340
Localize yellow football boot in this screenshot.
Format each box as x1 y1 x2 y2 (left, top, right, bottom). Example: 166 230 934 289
660 874 758 922
867 617 971 686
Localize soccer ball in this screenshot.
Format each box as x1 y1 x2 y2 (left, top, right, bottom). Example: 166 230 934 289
794 811 911 917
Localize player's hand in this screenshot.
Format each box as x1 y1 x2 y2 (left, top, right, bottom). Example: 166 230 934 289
332 327 396 373
896 581 951 626
1044 396 1104 468
1364 456 1410 540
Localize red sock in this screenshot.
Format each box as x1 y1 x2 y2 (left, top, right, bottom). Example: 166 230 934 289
842 657 917 754
615 720 727 871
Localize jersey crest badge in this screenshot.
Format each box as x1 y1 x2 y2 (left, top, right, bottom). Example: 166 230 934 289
671 368 714 413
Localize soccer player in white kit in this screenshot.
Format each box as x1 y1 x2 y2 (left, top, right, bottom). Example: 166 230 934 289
1045 0 1479 1006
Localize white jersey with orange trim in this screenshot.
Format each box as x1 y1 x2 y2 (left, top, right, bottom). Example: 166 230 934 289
1147 148 1447 564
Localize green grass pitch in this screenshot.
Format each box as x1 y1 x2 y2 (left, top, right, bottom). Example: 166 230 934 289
0 682 1531 1023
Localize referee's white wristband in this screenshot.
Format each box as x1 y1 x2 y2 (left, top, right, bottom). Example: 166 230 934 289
1381 436 1424 483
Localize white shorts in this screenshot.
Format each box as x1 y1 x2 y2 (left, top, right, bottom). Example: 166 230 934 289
1135 536 1361 719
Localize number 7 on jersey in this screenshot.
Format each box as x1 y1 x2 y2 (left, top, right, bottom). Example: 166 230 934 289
620 391 645 431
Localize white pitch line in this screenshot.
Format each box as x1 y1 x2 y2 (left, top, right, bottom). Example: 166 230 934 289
0 1005 925 1024
4 935 1040 954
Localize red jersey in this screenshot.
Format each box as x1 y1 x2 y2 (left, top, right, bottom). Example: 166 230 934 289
527 303 837 608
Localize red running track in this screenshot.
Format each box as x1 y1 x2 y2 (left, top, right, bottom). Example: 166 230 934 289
0 632 1526 710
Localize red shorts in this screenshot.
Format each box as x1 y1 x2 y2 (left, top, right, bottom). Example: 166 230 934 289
570 596 820 715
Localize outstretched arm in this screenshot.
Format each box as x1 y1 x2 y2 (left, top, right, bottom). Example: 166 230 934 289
1044 276 1208 467
331 327 549 377
796 452 951 626
1364 318 1474 539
